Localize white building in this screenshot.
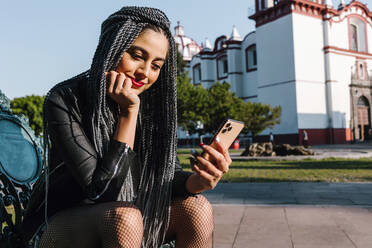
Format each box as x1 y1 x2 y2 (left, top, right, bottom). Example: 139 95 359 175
173 21 202 62
188 0 372 145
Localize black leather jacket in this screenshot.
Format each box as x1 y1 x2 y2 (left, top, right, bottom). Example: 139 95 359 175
22 77 192 240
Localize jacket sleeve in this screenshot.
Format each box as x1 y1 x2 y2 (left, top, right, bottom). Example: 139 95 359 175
45 91 136 201
171 156 195 198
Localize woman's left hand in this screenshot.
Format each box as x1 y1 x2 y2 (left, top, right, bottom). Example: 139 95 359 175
186 139 232 193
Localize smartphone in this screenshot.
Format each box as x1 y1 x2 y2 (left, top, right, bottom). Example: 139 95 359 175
202 119 244 162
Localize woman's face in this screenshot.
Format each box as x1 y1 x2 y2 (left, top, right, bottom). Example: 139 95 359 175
116 28 169 95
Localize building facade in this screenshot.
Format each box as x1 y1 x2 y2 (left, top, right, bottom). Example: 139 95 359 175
174 21 202 62
188 0 372 145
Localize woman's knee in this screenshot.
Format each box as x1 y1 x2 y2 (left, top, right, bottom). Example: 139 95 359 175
106 204 144 234
174 195 214 232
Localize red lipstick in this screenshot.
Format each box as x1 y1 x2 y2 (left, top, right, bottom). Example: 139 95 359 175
130 78 145 88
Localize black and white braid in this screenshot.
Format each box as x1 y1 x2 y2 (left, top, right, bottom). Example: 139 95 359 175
80 6 177 248
42 6 177 248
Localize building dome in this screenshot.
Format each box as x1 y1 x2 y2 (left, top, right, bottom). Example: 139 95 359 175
173 21 201 61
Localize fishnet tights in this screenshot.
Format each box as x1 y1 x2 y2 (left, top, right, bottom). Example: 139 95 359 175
165 195 214 248
37 195 213 248
38 202 143 248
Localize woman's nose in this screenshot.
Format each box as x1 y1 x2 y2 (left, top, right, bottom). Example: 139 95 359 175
136 62 151 79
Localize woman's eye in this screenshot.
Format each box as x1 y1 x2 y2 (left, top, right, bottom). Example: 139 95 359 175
128 50 143 60
152 63 161 70
132 53 143 60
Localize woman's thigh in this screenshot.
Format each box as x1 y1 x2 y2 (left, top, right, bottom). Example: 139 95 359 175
38 201 143 248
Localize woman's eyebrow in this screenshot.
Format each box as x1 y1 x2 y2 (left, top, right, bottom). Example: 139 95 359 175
131 45 166 62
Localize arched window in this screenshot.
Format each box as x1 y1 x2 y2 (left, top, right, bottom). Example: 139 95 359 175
357 96 370 107
217 56 228 79
349 18 367 52
351 24 358 51
246 44 257 72
192 63 202 84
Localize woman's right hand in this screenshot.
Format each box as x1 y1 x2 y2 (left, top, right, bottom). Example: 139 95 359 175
106 71 140 115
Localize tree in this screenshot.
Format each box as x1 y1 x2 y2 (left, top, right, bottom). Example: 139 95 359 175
10 95 45 136
202 82 243 134
238 102 281 137
175 49 281 138
177 77 282 138
176 50 187 76
177 73 209 135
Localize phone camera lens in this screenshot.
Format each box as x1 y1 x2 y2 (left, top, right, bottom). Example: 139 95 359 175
226 123 231 128
228 126 232 131
222 128 227 133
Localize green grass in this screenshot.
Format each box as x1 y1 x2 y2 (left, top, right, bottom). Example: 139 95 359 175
177 148 243 155
178 153 372 183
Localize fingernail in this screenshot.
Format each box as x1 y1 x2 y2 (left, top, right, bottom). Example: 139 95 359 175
200 143 205 148
215 136 220 142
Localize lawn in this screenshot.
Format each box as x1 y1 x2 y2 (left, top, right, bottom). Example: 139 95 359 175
178 151 372 183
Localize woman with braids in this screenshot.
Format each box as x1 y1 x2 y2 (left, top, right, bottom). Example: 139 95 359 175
22 6 231 248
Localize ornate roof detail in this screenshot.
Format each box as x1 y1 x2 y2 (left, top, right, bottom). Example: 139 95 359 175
173 21 201 61
230 25 242 41
201 38 213 51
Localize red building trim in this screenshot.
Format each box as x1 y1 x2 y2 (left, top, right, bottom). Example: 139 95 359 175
250 0 372 28
355 60 368 80
330 13 372 27
324 46 372 59
336 1 372 20
254 128 352 145
347 15 369 53
254 133 299 145
298 128 352 145
250 0 325 27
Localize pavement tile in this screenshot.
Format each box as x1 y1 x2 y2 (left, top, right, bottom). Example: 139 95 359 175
328 207 372 247
294 246 349 248
209 178 372 247
284 207 357 247
233 207 292 248
213 205 245 224
213 224 240 246
290 226 355 247
233 233 292 248
214 244 233 248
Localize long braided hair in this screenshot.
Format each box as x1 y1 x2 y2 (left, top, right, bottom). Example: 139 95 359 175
89 7 177 247
43 6 178 248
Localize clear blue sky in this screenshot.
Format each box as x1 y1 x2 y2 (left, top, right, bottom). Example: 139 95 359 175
0 0 369 99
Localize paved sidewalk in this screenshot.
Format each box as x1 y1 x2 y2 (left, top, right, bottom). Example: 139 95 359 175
205 183 372 248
